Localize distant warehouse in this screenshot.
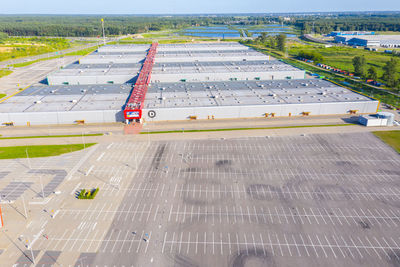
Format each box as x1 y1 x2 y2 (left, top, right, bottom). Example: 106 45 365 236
335 35 400 47
328 31 375 37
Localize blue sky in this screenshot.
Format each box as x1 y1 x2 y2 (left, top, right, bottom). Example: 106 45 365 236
1 0 399 14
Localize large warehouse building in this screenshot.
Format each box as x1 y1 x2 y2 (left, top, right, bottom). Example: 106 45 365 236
141 79 378 121
0 43 379 126
335 34 400 47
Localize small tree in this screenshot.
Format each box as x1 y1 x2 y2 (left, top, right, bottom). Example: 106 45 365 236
367 66 378 80
259 32 267 43
0 32 8 43
352 56 366 77
382 58 399 88
276 34 286 52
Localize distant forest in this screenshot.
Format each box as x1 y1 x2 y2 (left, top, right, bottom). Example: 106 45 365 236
0 16 276 37
287 14 400 34
0 14 399 37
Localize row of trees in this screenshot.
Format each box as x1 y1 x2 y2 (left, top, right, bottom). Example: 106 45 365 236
352 56 399 88
250 33 286 52
298 50 324 63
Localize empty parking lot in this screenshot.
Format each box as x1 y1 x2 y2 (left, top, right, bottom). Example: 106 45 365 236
2 131 400 266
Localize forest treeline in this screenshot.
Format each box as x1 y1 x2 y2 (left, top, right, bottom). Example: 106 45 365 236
287 14 400 34
0 14 399 37
0 15 276 37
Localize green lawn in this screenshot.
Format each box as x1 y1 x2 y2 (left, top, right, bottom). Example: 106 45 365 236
287 41 395 78
246 43 400 109
0 37 71 62
0 93 6 99
0 133 103 140
10 46 99 68
0 143 96 159
373 130 400 153
141 30 178 38
0 68 12 78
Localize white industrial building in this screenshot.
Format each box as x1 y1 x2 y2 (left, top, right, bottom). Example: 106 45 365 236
0 84 128 125
47 67 141 85
99 43 250 53
157 43 251 52
79 52 147 64
358 112 395 127
97 44 150 53
335 35 400 47
0 43 380 126
155 50 269 63
141 79 379 121
0 79 379 126
150 60 305 83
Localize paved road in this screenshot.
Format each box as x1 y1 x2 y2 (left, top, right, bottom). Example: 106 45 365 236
0 56 80 97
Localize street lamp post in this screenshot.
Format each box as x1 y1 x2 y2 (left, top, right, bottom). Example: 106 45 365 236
22 195 27 219
26 148 31 169
27 238 35 264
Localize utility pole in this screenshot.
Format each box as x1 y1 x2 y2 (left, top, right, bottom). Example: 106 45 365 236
27 238 35 264
101 18 106 45
39 175 45 199
312 21 315 35
81 130 86 149
0 204 4 228
26 148 31 169
22 195 27 219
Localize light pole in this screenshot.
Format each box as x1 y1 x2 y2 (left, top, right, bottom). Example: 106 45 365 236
27 238 35 264
101 18 106 45
26 148 31 169
21 195 27 219
79 256 87 267
39 175 45 199
81 130 86 149
0 204 4 228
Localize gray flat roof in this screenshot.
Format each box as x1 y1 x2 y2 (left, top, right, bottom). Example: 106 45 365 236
49 68 141 77
1 79 375 113
63 60 281 70
17 84 132 96
81 54 147 60
96 49 251 56
151 60 301 74
351 35 400 41
157 42 242 47
64 63 143 69
0 84 132 112
156 50 264 58
145 79 374 108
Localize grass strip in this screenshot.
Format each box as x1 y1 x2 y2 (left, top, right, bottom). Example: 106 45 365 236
0 69 12 78
373 130 400 153
0 133 103 140
78 188 100 199
0 143 96 159
10 46 98 68
140 123 354 134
